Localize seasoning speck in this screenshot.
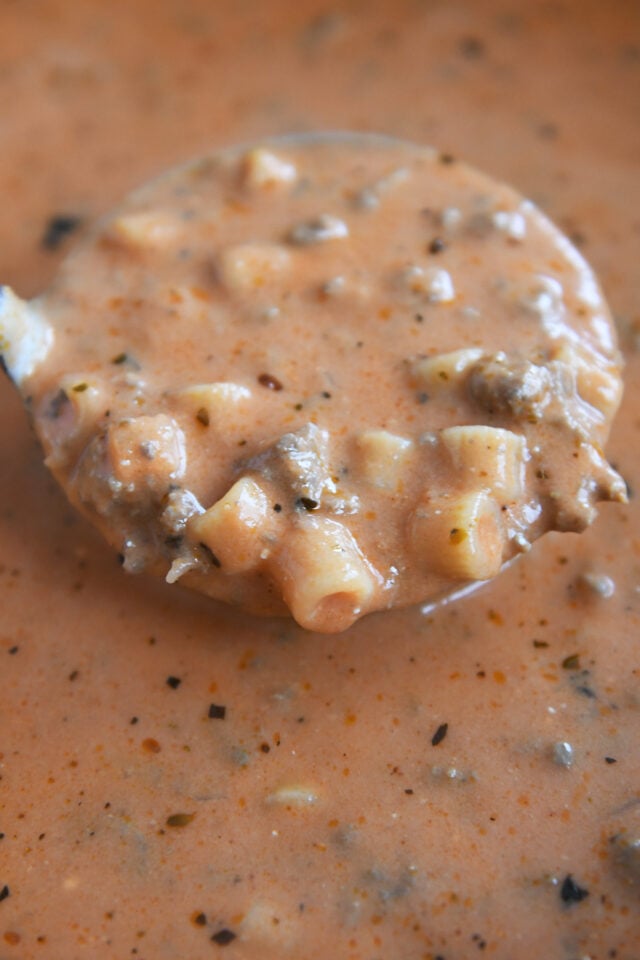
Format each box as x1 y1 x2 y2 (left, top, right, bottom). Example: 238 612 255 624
431 722 449 746
166 675 182 690
211 928 237 946
166 812 195 828
296 496 319 511
258 372 283 391
560 874 589 904
208 703 227 720
0 885 9 902
428 237 447 254
562 653 581 670
193 911 207 926
42 213 82 251
604 756 617 764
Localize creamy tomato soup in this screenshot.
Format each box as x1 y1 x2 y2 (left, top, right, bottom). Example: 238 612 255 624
1 2 639 959
1 134 624 631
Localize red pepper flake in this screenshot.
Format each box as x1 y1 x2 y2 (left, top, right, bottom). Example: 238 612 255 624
211 929 237 946
208 703 227 720
166 812 195 828
258 372 283 391
560 874 589 904
0 885 9 902
142 738 161 753
562 653 581 670
431 722 449 746
166 676 182 690
3 932 20 946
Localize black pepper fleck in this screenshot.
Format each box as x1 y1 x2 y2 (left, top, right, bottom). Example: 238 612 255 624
459 35 485 59
211 928 237 946
273 503 282 512
166 676 182 690
0 884 9 902
428 237 447 254
431 722 449 746
41 214 82 251
604 756 617 764
560 874 589 904
208 703 227 720
296 497 319 511
8 646 19 655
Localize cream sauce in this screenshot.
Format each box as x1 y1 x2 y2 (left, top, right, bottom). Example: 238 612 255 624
1 1 639 958
5 133 624 631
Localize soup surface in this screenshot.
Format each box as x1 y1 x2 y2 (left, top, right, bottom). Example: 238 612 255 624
1 1 639 958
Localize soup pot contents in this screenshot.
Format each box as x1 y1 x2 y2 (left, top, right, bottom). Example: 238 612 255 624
2 2 639 959
0 135 625 631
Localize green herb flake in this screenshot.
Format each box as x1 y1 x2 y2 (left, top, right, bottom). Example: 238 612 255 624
166 812 195 828
562 653 581 670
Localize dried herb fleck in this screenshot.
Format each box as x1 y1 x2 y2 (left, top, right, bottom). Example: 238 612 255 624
211 928 237 946
431 722 449 746
562 653 580 670
560 874 589 904
208 703 227 720
166 812 195 828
